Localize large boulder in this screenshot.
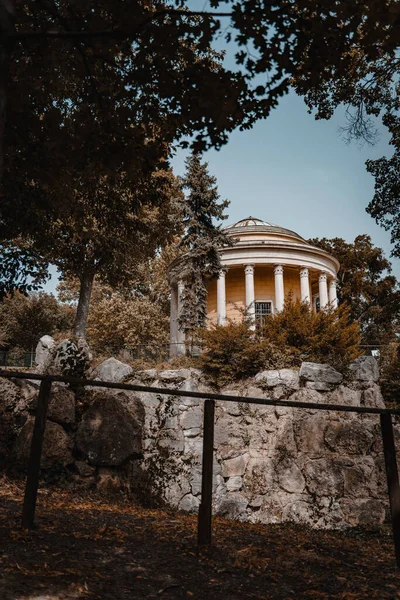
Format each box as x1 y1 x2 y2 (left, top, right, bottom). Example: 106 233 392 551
91 357 133 383
0 377 20 410
35 335 55 370
30 384 75 426
48 385 75 425
11 378 40 405
255 369 299 390
14 417 73 469
349 356 379 382
216 493 248 521
159 369 195 381
300 362 343 385
76 390 144 466
362 383 385 409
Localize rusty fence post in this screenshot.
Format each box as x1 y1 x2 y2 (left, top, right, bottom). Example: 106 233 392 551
380 413 400 568
197 399 215 547
21 378 52 529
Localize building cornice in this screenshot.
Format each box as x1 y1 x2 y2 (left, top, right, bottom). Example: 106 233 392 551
218 239 340 271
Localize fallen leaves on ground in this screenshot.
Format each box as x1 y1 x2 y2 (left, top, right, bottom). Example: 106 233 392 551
0 477 399 599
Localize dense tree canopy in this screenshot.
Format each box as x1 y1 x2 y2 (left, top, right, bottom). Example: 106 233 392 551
0 291 74 350
2 0 399 312
3 160 183 338
289 1 399 248
57 246 178 356
310 235 400 346
1 1 245 339
366 113 400 258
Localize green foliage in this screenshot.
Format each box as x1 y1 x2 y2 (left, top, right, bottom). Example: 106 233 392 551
310 235 400 345
0 292 74 350
58 246 178 356
199 318 299 388
176 152 232 336
366 115 400 258
87 291 170 355
262 298 361 370
199 298 361 388
0 243 49 299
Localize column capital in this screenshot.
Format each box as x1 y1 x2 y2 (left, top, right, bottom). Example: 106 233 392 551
329 277 337 287
274 264 284 276
299 267 310 305
218 270 226 279
177 279 185 291
319 272 327 283
244 264 255 275
318 272 329 309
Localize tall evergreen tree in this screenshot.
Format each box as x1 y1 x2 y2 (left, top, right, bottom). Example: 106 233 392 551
176 153 232 337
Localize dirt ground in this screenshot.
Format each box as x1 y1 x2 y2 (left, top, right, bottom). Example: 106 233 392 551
0 479 399 600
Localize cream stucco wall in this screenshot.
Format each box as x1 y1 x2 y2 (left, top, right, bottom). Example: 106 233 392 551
206 265 306 325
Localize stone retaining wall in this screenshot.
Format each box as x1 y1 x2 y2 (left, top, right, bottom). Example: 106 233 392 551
133 357 397 528
1 351 398 529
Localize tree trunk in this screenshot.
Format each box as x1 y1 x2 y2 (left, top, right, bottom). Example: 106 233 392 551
74 268 95 340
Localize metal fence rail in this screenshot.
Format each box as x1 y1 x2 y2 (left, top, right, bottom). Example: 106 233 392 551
0 368 400 567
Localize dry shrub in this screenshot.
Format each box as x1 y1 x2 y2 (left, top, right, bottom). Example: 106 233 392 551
262 297 361 370
198 319 300 388
199 297 361 388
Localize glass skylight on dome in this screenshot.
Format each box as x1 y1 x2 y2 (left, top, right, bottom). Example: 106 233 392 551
231 217 274 228
225 217 307 243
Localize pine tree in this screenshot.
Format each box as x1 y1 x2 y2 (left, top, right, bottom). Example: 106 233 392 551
176 153 232 338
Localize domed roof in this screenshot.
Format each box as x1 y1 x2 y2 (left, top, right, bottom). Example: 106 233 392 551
224 216 307 243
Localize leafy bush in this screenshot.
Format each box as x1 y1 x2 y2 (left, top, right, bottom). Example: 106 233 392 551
261 297 361 370
199 297 361 388
198 319 300 388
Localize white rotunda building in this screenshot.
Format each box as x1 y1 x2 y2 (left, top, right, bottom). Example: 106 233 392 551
169 217 340 357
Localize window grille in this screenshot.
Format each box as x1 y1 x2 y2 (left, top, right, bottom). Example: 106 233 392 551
255 301 272 327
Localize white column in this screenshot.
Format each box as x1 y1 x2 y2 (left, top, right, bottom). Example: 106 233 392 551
169 284 178 357
244 264 255 328
329 278 338 309
299 267 310 304
176 280 185 356
319 272 329 309
274 265 284 312
217 271 227 325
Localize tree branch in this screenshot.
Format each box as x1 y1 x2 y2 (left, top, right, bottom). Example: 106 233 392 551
2 9 233 44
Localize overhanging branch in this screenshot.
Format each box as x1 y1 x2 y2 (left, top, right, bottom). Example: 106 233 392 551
1 9 234 44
